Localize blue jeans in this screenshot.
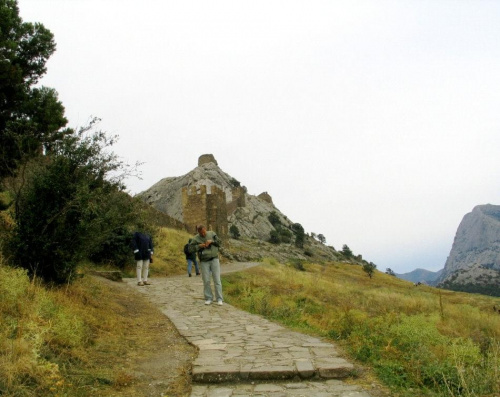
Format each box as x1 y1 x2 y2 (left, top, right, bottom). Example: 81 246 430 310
200 258 223 302
187 258 199 275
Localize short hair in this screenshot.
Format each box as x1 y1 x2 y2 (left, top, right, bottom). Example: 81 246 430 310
197 224 205 232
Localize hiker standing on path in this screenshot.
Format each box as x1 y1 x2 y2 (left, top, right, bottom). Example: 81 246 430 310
184 238 200 277
132 231 153 286
189 225 223 305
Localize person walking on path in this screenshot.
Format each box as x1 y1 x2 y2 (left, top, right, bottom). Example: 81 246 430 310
132 231 154 286
189 225 223 305
184 238 200 277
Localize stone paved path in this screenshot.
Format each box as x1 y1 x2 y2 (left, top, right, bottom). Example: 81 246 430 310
124 262 374 397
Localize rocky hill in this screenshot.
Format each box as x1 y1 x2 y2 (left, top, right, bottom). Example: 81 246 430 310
437 204 500 296
137 154 343 263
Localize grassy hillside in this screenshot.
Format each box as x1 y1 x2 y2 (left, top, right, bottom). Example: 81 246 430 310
0 227 196 397
222 259 500 397
2 225 499 396
127 226 196 278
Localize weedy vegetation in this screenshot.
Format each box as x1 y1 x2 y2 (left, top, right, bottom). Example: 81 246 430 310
222 259 500 397
0 227 193 397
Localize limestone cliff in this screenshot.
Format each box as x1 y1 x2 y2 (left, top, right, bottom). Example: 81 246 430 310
437 204 500 296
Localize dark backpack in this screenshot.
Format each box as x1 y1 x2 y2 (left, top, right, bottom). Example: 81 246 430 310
183 243 189 255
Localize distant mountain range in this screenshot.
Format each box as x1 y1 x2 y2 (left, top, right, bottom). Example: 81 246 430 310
395 268 443 285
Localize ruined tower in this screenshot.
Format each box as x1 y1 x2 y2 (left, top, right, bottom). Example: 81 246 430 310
182 185 228 237
227 186 246 215
257 191 273 204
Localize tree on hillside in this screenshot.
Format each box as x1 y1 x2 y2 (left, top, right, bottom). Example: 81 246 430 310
341 244 353 258
292 223 305 248
317 234 326 244
0 0 71 178
363 262 377 279
385 268 396 276
8 120 140 284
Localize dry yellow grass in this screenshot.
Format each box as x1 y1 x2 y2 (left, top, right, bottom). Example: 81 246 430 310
0 255 195 397
143 227 194 278
222 260 500 397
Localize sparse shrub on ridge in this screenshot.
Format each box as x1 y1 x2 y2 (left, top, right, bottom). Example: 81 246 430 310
341 244 353 258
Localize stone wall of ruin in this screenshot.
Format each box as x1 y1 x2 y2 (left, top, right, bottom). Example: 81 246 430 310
182 185 228 237
227 186 246 215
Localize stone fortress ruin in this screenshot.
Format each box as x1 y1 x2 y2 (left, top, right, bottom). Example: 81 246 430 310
137 153 282 242
181 155 250 238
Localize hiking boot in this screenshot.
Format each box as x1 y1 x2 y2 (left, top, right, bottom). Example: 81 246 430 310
188 273 192 277
137 281 144 286
204 300 212 305
143 281 151 285
217 300 223 306
196 273 200 276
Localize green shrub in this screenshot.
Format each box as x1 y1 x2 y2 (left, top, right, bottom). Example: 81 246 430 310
269 230 280 244
8 124 140 284
279 228 292 243
229 224 241 239
268 211 281 228
292 223 305 248
290 259 305 271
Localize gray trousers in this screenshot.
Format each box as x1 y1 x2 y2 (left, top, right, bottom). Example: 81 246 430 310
200 257 223 302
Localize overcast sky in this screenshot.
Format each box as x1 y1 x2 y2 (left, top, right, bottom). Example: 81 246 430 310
18 0 500 273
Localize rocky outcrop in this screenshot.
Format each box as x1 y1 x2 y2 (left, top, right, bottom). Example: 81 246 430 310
437 204 500 295
136 155 342 263
137 155 294 241
137 157 234 223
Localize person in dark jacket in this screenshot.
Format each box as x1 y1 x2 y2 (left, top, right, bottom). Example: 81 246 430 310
184 238 200 277
132 231 153 286
188 225 223 305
